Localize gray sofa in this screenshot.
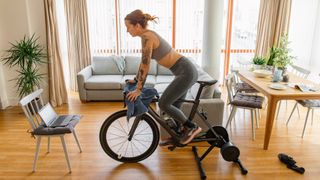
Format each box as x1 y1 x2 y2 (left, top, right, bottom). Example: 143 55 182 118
77 56 225 138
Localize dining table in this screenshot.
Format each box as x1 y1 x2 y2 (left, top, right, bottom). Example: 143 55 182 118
237 70 320 150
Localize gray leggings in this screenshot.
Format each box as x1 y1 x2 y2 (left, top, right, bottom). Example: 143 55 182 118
158 57 198 124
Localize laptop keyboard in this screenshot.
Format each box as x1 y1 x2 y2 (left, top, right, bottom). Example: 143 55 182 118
51 115 73 127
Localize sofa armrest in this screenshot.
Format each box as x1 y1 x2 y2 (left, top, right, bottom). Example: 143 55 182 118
77 66 92 101
213 88 222 98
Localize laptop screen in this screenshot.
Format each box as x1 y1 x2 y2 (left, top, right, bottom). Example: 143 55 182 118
38 103 58 126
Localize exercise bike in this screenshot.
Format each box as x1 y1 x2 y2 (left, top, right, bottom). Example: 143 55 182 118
99 80 248 179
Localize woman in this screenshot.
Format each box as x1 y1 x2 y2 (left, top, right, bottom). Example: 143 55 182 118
125 9 201 145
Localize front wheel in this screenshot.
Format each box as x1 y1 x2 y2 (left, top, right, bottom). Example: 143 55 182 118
99 110 160 162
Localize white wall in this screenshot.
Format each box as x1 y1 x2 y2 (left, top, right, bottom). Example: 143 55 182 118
0 0 47 109
309 2 320 82
288 0 320 82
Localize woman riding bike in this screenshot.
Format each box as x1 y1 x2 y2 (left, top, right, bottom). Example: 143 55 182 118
124 9 201 145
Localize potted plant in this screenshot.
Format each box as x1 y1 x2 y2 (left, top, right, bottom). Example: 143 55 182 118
265 46 279 71
272 34 294 82
1 34 47 99
273 34 294 70
252 56 266 70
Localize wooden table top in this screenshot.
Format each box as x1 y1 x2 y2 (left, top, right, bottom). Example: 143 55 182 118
238 70 320 100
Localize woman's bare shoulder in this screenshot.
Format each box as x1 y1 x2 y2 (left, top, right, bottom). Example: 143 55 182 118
142 30 157 39
141 30 159 46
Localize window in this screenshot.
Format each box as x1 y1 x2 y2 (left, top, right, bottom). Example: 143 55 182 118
87 0 117 55
176 0 204 61
86 0 204 63
223 0 260 75
118 0 172 55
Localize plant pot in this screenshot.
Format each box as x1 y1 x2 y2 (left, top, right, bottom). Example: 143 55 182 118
254 64 263 70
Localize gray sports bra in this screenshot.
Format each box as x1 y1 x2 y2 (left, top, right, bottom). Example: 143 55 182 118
147 30 172 61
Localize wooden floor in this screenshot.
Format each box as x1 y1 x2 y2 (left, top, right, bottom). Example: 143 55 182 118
1 91 320 180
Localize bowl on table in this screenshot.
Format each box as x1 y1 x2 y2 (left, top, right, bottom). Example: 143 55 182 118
253 69 272 78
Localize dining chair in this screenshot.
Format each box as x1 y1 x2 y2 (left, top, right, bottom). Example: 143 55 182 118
286 73 320 138
225 74 264 140
276 64 311 120
230 60 258 93
19 89 82 172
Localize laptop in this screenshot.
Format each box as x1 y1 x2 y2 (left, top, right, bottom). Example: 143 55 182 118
38 103 74 127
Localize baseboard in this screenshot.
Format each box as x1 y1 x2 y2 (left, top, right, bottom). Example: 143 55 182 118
0 99 10 109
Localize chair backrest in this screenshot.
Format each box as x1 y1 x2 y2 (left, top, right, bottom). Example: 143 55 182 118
230 60 253 83
225 74 237 103
290 64 311 79
19 89 45 131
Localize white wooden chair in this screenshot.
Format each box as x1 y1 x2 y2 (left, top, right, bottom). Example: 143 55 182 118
225 74 264 140
276 64 311 120
286 73 320 138
19 89 82 172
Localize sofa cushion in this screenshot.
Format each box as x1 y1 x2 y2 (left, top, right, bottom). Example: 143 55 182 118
156 75 174 84
189 64 215 99
154 83 169 95
124 56 157 75
85 75 123 90
121 75 156 88
92 56 125 75
157 64 173 75
154 83 194 99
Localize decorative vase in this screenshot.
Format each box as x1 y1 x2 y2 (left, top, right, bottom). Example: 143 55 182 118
272 68 283 82
282 74 289 82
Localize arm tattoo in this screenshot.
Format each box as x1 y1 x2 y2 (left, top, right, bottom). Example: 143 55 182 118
135 34 152 90
142 48 151 64
136 68 146 90
141 35 152 65
138 69 146 87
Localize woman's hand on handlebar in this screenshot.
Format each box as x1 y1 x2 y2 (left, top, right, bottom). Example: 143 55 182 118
127 89 141 102
125 79 135 84
125 78 137 84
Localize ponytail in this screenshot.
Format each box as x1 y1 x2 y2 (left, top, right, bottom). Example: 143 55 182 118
125 9 158 28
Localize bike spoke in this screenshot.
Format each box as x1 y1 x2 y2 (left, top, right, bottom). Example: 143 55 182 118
132 138 149 149
110 138 127 150
131 140 142 154
134 133 152 136
124 140 129 157
116 139 128 156
130 141 135 157
117 119 128 134
107 135 127 141
134 124 150 136
110 125 128 135
132 137 152 143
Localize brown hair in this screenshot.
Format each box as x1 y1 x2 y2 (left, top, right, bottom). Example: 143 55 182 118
125 9 158 28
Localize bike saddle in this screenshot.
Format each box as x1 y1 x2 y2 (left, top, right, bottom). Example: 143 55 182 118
197 80 218 87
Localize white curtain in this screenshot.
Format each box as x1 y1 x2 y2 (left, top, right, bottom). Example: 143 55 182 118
255 0 292 57
44 0 68 107
64 0 91 91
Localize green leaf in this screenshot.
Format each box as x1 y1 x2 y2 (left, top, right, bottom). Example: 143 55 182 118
1 33 47 99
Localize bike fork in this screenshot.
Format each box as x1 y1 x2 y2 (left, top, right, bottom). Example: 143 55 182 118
128 115 142 141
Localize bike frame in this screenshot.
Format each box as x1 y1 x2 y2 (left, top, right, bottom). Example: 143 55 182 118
128 81 222 145
114 80 248 178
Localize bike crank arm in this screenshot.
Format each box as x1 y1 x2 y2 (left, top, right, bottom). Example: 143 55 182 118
127 115 142 141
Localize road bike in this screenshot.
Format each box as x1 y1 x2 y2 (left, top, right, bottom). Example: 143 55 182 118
100 80 248 179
